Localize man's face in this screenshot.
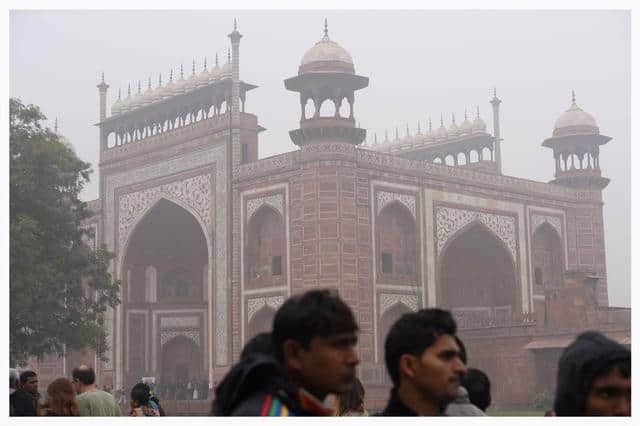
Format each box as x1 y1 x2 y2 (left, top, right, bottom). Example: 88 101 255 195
584 366 631 416
289 332 360 399
22 376 38 394
407 334 467 407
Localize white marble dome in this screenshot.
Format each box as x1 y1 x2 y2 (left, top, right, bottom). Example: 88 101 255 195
553 100 598 135
301 35 354 67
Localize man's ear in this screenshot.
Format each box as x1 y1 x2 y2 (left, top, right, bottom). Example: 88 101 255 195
399 353 419 380
282 339 305 372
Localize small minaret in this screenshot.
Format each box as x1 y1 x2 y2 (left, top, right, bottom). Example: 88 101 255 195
228 18 243 167
490 87 503 173
284 20 368 148
97 72 109 151
542 90 611 190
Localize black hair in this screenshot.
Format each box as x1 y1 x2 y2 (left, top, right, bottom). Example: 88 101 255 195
272 289 358 362
462 368 491 411
19 370 37 385
384 308 457 387
131 382 151 406
596 357 630 379
240 332 274 360
71 366 96 385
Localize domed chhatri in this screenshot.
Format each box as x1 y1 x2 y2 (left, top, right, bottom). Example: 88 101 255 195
553 90 599 137
298 19 355 75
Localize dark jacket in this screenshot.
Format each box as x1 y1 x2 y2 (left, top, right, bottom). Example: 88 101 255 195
553 331 631 416
379 388 423 416
10 388 39 416
211 354 332 416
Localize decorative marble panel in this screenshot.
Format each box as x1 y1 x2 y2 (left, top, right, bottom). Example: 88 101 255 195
436 206 517 261
118 173 211 253
531 213 562 237
160 316 199 328
247 296 285 321
246 194 284 222
376 191 416 220
379 293 419 316
160 330 200 347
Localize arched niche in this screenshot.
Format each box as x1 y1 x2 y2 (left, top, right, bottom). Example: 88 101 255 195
245 205 285 290
122 198 208 304
318 98 335 117
532 222 564 293
439 223 518 316
376 202 419 285
246 305 276 343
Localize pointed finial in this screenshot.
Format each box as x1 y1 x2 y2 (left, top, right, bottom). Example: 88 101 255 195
464 109 468 120
180 64 184 79
137 80 141 94
493 87 497 98
476 106 480 118
324 19 328 37
571 89 576 104
118 88 121 100
215 52 219 67
169 69 173 83
127 83 131 97
440 116 444 127
428 117 433 131
203 57 208 70
234 18 237 30
54 117 58 133
385 129 389 142
101 72 105 83
158 73 162 87
227 48 231 62
406 124 410 137
192 59 196 76
395 127 399 140
148 77 152 89
374 133 378 144
451 113 456 124
417 121 421 134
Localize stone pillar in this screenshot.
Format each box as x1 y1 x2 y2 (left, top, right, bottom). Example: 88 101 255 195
97 74 109 152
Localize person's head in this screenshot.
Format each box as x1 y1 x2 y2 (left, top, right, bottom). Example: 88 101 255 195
131 382 151 408
71 365 95 393
384 308 467 410
46 378 79 416
10 368 19 389
554 331 630 416
240 332 274 360
19 370 38 394
272 289 360 399
336 377 365 415
462 368 491 411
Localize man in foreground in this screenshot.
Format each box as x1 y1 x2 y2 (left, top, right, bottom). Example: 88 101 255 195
72 365 121 416
214 289 360 416
381 308 467 416
10 370 40 416
554 331 630 416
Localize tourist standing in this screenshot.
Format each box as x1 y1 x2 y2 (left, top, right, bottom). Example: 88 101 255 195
42 378 79 416
10 370 40 416
73 365 121 416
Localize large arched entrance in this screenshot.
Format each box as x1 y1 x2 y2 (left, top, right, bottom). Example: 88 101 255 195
121 198 208 388
532 223 564 295
161 335 203 383
439 223 518 320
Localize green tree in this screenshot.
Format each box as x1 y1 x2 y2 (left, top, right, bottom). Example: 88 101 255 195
10 98 120 366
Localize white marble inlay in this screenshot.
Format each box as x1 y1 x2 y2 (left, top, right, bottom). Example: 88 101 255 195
377 190 416 220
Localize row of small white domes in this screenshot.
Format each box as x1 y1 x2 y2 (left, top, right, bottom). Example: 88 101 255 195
370 114 487 148
111 58 232 115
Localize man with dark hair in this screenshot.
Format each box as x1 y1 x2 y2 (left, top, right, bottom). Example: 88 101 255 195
9 370 39 416
381 308 467 416
461 368 491 412
554 331 630 416
213 289 359 416
72 365 121 416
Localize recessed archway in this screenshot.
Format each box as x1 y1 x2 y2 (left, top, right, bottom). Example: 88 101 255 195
378 302 412 363
532 223 564 294
376 202 419 286
246 305 276 343
245 205 285 290
438 223 518 316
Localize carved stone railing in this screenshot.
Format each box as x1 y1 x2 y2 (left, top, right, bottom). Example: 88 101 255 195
453 309 536 330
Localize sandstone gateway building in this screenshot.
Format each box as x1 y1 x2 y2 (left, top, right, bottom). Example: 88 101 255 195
32 23 630 408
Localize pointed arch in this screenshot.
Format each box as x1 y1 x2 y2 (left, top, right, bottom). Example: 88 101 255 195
246 305 276 343
376 201 419 285
437 222 519 316
245 204 285 290
378 302 413 364
532 222 564 292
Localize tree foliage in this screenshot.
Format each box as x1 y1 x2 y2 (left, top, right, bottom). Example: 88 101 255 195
10 98 120 366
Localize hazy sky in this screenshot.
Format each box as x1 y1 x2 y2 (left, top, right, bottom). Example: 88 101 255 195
9 10 630 307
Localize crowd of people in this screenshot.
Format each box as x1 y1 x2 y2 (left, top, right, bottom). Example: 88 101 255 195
155 378 210 401
9 289 631 416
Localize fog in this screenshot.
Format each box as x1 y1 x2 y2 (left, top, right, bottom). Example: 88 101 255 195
9 9 630 307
